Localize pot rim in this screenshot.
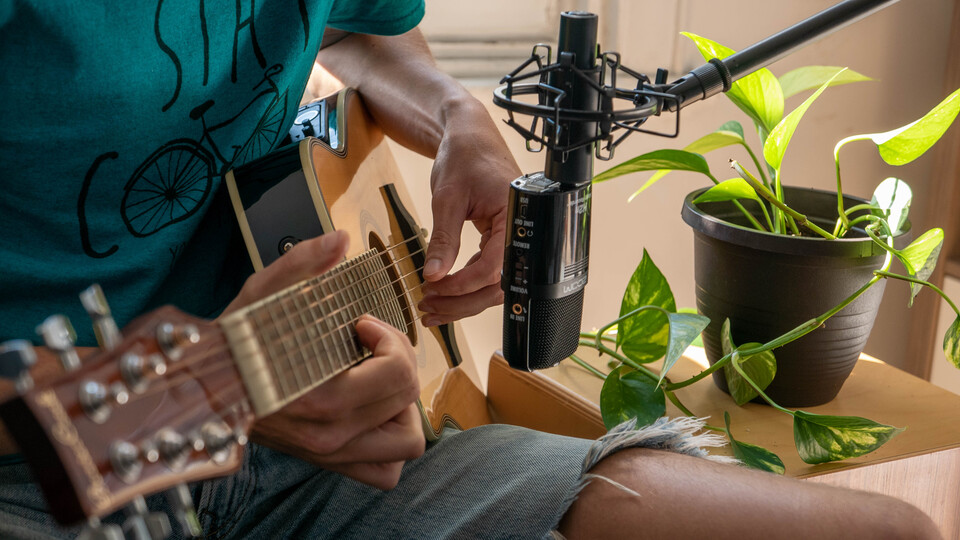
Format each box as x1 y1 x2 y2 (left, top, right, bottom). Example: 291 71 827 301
681 186 911 258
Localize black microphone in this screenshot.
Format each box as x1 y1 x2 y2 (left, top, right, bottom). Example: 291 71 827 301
501 12 598 370
496 0 898 371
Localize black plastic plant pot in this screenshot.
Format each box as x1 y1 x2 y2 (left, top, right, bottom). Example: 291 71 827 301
681 186 909 407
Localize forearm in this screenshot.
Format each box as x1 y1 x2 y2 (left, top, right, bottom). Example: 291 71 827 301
315 29 490 159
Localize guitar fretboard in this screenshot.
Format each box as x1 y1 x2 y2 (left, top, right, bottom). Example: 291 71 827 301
219 248 408 416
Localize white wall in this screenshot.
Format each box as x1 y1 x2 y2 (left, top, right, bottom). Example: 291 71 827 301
394 0 957 377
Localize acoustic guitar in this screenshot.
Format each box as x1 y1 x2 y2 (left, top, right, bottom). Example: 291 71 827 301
0 88 489 529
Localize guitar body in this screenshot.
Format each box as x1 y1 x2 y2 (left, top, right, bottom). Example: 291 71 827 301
225 88 489 441
0 89 494 528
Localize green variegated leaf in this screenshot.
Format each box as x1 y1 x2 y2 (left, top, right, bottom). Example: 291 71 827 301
594 149 710 184
944 316 960 369
617 250 676 364
764 68 846 171
793 410 903 464
870 177 912 234
682 33 784 135
693 178 763 205
627 125 743 201
724 412 785 474
677 307 704 347
600 366 666 430
865 88 960 166
895 228 944 305
779 66 872 100
720 319 776 405
658 312 710 387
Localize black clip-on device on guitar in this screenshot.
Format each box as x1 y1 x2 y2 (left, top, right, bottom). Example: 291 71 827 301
495 0 898 371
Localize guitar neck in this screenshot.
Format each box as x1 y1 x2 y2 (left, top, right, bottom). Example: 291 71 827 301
218 248 409 417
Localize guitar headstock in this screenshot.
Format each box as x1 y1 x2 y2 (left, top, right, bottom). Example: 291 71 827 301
0 286 253 532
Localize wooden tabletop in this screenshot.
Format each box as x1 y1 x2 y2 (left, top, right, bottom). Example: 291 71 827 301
542 345 960 478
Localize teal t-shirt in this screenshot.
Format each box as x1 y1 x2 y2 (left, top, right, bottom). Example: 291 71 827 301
0 0 424 346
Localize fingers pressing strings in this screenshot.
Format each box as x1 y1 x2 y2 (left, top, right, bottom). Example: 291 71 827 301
96 234 436 447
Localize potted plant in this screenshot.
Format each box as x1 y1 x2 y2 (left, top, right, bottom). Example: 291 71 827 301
571 33 960 472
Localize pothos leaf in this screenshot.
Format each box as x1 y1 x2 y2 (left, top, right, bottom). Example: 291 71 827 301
895 228 944 305
658 312 710 387
867 87 960 166
594 149 710 184
720 319 777 406
600 366 666 430
628 126 742 201
681 32 784 136
677 307 704 347
617 250 676 364
778 66 872 100
764 68 846 171
870 177 912 234
943 316 960 369
793 410 903 464
693 178 764 206
724 412 785 474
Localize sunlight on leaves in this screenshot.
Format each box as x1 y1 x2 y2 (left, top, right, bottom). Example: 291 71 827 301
764 69 846 171
682 33 784 136
943 317 960 369
870 177 912 234
724 412 785 474
793 410 903 464
594 149 710 185
778 66 872 100
866 88 960 166
627 125 743 201
600 366 666 430
895 228 944 305
658 312 711 387
693 178 764 206
617 250 676 364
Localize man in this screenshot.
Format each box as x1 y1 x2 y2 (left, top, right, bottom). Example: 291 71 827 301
0 1 939 538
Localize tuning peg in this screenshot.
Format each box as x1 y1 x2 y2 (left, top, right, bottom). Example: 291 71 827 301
123 495 171 540
36 315 81 371
0 340 38 393
80 284 122 350
157 322 199 362
76 517 123 540
166 484 202 537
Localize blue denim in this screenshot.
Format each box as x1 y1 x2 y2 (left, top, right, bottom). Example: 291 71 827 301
0 419 728 539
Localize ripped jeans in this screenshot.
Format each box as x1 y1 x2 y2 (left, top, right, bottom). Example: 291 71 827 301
0 418 730 539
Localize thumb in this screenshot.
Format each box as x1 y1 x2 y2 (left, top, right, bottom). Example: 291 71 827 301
425 195 466 282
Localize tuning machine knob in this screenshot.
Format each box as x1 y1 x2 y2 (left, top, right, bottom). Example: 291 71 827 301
36 315 81 371
123 495 172 540
80 284 122 350
157 322 199 361
0 340 38 393
166 484 202 537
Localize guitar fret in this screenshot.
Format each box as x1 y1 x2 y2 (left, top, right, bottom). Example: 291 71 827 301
279 291 311 390
257 304 291 400
268 300 301 397
309 277 335 379
324 270 351 370
370 256 395 327
385 257 406 331
334 268 362 362
298 277 325 382
269 297 302 397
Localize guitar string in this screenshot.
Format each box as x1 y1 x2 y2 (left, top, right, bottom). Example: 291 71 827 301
124 242 436 403
109 260 434 447
115 307 433 450
129 259 429 404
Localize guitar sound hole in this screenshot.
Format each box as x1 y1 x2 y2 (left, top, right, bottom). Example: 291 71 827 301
368 233 417 346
